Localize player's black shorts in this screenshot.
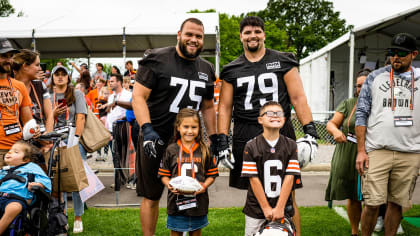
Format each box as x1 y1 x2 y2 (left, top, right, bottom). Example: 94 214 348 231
230 118 302 190
136 133 168 200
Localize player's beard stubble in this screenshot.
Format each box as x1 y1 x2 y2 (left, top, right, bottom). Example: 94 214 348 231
178 36 203 59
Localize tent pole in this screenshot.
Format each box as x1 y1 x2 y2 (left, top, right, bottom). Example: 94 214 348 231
215 25 220 77
88 53 91 71
123 27 126 66
31 29 36 51
348 32 355 99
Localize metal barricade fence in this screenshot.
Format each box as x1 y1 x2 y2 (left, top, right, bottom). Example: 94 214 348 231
201 111 336 145
290 111 336 144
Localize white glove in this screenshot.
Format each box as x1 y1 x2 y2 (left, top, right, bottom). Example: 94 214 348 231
218 149 235 169
296 134 318 168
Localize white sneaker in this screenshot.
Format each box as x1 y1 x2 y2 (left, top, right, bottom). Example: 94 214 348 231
396 223 404 234
126 183 132 189
73 220 83 234
131 183 137 190
374 216 384 232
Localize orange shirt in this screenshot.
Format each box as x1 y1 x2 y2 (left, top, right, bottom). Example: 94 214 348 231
87 88 99 116
0 78 32 149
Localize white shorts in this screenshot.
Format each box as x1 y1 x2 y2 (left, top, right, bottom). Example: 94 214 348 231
244 214 265 236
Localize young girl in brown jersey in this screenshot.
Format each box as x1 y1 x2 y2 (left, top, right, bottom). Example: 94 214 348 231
158 108 218 236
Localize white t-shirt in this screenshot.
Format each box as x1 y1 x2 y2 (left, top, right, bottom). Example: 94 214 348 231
265 138 279 148
106 89 132 132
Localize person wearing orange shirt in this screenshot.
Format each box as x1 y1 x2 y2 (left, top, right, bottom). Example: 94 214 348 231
214 78 222 113
87 77 106 118
0 39 38 167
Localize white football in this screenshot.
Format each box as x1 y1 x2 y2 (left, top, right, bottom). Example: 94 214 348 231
255 220 294 236
169 176 202 194
22 119 37 140
296 134 318 168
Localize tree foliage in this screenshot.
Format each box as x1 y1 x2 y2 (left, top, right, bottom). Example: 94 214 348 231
257 0 352 59
219 13 243 66
219 13 294 67
188 9 216 13
0 0 14 17
40 58 72 71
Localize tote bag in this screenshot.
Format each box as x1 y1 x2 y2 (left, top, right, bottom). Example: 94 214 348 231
80 107 111 153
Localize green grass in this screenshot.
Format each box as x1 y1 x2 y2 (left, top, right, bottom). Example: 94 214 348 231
66 206 420 235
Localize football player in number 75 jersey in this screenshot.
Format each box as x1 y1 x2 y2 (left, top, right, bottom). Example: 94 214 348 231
132 18 217 236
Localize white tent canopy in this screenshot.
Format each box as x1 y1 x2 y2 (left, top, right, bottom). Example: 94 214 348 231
299 5 420 120
0 12 219 61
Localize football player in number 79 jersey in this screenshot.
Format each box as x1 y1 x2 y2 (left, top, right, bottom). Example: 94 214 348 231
217 16 319 236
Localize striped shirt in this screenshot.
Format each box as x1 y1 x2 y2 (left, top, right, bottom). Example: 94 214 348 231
241 134 300 219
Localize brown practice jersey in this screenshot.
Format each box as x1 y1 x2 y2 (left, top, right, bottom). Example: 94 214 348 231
158 140 219 216
241 134 301 219
135 47 215 143
220 49 299 123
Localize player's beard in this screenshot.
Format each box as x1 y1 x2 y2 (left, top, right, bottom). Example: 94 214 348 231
392 59 411 73
246 42 260 52
0 61 11 75
245 38 262 52
178 37 202 59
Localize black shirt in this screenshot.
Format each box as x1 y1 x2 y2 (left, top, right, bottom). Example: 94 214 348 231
135 47 215 142
220 49 299 123
29 80 49 127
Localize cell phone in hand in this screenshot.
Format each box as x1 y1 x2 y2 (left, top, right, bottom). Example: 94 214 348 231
57 98 67 107
40 63 47 72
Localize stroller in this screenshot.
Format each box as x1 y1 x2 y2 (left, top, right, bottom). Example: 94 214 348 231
2 132 69 236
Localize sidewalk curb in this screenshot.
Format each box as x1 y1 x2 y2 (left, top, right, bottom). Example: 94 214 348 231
302 163 331 172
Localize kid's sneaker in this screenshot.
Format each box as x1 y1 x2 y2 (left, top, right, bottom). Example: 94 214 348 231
73 220 83 233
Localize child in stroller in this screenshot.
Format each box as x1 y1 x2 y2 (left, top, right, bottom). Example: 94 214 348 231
0 141 51 235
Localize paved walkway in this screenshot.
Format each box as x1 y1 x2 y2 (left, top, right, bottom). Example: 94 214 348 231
72 172 420 208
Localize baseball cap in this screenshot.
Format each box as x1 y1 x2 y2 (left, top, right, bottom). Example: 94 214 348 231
51 65 70 75
0 38 19 54
389 33 418 52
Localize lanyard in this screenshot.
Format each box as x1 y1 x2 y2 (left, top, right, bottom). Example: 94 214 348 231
30 82 43 120
0 76 19 127
390 67 415 111
0 77 19 128
53 92 70 121
178 141 196 179
0 77 19 118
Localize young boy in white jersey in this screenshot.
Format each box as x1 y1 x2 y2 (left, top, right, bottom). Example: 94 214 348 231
241 101 301 236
